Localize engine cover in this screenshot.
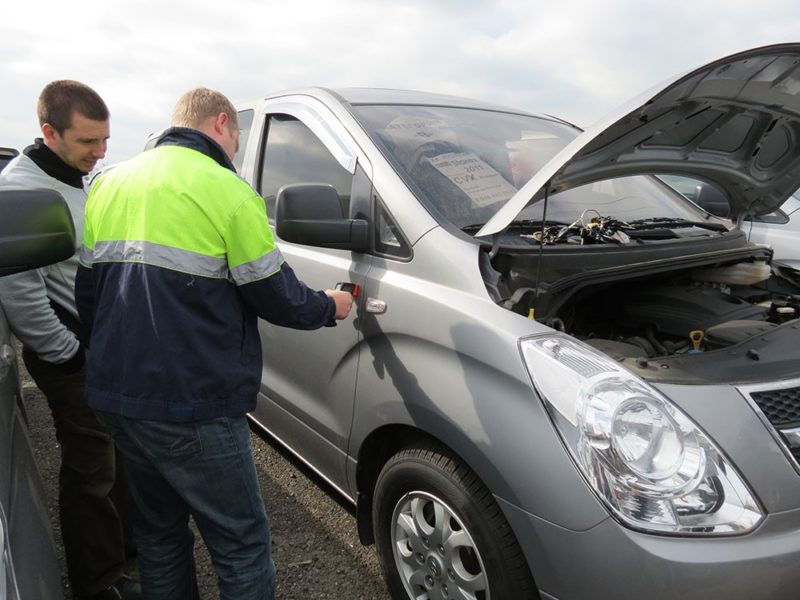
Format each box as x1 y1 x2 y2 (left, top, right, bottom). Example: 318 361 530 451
619 285 768 337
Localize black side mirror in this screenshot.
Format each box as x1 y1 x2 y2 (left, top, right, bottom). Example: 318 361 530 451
275 183 369 252
695 183 730 219
0 188 76 276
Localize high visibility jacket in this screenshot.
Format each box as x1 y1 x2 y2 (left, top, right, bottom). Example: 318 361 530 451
76 128 334 421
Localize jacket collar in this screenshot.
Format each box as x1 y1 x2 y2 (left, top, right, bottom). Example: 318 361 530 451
23 138 86 189
154 127 236 172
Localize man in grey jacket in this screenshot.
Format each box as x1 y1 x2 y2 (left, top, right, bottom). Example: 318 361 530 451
0 80 140 600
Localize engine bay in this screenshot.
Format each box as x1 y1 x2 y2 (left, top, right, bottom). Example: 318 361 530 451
552 274 798 360
485 243 800 368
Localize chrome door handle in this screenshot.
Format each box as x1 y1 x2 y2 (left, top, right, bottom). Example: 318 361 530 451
366 298 387 314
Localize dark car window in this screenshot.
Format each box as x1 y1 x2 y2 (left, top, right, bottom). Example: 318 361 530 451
258 115 352 220
0 148 19 173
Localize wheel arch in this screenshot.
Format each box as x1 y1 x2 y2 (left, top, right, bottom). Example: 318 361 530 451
354 424 439 545
354 423 515 547
358 425 541 599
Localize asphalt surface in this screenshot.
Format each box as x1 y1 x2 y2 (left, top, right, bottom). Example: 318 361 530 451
19 359 391 600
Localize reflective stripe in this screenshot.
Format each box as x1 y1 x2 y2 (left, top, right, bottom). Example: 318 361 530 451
79 245 94 268
93 240 230 279
230 248 284 285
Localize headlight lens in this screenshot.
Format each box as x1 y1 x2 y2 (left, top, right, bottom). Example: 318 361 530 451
522 335 763 535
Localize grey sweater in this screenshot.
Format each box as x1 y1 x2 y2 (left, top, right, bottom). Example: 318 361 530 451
0 153 86 364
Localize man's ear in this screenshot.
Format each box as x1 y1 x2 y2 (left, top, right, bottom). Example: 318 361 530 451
214 112 229 135
41 123 60 144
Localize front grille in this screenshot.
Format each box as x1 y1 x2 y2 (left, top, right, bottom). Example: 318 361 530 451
742 382 800 475
749 386 800 428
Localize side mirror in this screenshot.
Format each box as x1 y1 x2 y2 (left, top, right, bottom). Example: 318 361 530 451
275 183 369 252
0 188 76 276
695 183 730 219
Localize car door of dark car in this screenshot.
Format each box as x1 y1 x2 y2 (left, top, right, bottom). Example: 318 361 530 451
0 326 62 599
0 188 72 599
247 102 371 494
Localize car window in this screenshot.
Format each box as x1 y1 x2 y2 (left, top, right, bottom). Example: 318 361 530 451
258 115 352 220
0 148 19 173
374 195 411 259
233 109 254 172
747 208 789 224
660 175 792 224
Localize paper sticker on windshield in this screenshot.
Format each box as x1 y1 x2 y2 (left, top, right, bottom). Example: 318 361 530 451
383 117 456 154
382 116 453 142
429 153 518 207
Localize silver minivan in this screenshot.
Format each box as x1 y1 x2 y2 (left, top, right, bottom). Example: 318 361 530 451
236 44 800 599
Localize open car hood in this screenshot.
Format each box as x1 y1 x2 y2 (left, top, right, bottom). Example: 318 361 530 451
477 43 800 237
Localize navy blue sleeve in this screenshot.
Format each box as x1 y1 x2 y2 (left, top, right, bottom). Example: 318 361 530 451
75 264 95 341
238 262 335 329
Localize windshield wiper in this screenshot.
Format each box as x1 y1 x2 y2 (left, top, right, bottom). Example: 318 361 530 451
461 219 569 234
626 217 728 232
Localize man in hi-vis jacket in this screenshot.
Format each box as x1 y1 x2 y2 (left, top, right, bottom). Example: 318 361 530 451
76 87 353 600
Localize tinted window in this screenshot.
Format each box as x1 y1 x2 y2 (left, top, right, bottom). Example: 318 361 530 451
0 148 18 173
259 115 352 219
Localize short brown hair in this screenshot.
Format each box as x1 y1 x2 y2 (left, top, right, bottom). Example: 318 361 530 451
171 87 238 132
37 80 109 133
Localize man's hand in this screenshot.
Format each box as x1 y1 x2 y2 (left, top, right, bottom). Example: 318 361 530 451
325 289 355 319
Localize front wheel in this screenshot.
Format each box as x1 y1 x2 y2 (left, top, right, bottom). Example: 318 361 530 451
373 443 537 600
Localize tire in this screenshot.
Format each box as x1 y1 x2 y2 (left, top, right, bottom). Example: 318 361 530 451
373 443 538 600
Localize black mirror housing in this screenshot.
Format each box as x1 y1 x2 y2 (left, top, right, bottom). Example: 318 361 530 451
0 188 76 276
275 183 368 252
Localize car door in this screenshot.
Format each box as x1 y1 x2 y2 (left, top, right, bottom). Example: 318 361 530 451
1 315 61 600
0 189 70 600
246 98 371 494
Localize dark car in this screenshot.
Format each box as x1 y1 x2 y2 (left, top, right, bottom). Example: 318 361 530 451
0 188 75 600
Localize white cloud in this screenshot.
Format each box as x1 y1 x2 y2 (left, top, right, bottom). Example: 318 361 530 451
2 0 799 164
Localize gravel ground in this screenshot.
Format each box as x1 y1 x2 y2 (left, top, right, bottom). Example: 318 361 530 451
18 356 390 600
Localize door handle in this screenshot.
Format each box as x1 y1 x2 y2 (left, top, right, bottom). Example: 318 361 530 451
366 298 386 314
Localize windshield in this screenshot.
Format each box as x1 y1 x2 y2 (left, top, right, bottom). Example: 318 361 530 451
353 105 710 232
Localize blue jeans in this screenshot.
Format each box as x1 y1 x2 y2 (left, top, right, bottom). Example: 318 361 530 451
97 412 275 600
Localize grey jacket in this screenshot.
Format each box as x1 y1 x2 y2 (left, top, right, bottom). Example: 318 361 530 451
0 154 86 363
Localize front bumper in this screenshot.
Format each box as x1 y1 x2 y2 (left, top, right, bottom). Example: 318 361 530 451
499 496 800 600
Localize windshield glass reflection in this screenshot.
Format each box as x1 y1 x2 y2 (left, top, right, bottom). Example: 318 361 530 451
354 105 708 231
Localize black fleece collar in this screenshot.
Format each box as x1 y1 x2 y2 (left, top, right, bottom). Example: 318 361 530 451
155 127 236 173
23 138 86 189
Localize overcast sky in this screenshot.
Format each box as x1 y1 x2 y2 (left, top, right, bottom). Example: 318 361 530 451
2 0 799 165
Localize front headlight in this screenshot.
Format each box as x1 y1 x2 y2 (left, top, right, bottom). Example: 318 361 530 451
522 335 763 535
